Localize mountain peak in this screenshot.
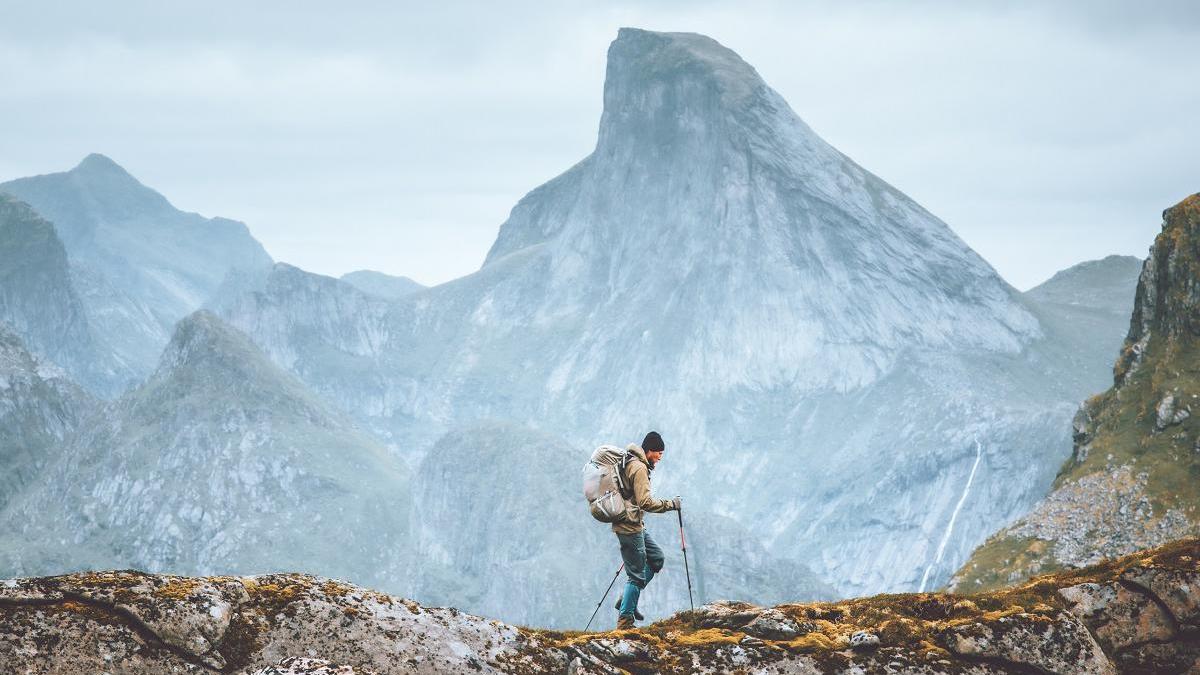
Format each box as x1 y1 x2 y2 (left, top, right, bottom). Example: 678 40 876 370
155 310 287 387
1024 254 1143 312
135 310 352 444
67 153 163 205
72 153 130 177
485 28 1033 364
608 28 762 102
168 308 240 349
596 28 785 155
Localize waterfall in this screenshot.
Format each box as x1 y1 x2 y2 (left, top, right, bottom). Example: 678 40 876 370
918 438 983 592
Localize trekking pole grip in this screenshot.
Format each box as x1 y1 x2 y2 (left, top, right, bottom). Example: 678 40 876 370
677 506 686 550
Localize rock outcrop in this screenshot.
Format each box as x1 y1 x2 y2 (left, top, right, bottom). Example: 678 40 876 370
954 194 1200 592
3 538 1200 674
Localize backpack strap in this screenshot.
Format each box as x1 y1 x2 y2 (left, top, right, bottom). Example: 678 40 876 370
617 450 631 498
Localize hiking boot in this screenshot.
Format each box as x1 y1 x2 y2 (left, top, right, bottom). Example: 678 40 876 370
614 596 644 621
616 615 636 630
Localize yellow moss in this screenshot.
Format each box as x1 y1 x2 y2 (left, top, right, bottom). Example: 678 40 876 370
782 632 839 651
669 628 743 647
154 578 203 601
319 580 355 598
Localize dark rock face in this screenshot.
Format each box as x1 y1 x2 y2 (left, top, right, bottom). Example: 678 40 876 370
3 538 1199 674
955 194 1200 592
1117 194 1200 385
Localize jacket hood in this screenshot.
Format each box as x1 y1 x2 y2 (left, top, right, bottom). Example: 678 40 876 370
626 443 653 470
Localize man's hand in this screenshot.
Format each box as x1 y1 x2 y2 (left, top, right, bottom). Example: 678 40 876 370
671 496 682 511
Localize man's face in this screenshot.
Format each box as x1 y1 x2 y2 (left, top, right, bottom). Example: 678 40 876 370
647 450 664 464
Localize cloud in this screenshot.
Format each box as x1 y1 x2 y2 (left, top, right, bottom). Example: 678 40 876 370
1 1 1195 288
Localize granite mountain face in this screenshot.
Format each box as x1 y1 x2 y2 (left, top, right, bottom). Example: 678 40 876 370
0 155 273 394
953 194 1200 592
0 322 95 513
0 310 411 592
214 28 1114 597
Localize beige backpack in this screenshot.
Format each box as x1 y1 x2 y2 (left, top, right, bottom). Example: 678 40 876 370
581 445 633 523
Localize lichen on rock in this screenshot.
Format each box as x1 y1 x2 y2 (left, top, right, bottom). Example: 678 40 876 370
3 538 1200 674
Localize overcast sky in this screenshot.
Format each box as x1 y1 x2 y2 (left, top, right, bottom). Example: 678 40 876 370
1 1 1196 289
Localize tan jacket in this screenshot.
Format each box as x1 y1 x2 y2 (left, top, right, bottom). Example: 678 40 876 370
612 444 675 535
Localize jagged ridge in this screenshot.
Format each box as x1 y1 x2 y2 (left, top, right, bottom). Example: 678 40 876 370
0 311 411 588
0 154 274 393
3 538 1199 674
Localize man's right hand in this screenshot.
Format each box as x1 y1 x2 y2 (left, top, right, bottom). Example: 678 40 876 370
671 496 681 511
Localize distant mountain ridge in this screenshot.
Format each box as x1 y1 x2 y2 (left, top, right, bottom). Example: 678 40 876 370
1020 254 1145 399
1025 254 1143 309
0 310 411 589
340 270 425 299
0 154 273 393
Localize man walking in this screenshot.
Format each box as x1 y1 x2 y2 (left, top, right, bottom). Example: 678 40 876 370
614 431 680 629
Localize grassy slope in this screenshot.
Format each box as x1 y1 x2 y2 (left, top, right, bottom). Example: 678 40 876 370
953 194 1200 592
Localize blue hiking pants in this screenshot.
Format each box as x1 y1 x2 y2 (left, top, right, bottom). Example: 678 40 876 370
616 529 665 618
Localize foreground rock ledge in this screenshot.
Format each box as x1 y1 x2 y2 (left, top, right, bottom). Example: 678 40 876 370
3 539 1199 674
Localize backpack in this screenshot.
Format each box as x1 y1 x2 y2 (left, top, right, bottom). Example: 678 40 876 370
581 445 634 523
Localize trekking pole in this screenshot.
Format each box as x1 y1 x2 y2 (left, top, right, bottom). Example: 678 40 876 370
677 501 695 614
584 563 624 632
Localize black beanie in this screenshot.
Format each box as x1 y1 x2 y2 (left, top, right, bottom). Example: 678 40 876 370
642 431 665 454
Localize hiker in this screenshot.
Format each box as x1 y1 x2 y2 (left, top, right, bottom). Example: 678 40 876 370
613 431 680 629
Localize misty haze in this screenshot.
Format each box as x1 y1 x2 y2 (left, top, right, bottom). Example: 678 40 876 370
1 5 1198 675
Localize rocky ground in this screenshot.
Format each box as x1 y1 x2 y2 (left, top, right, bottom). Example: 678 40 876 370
3 538 1199 674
